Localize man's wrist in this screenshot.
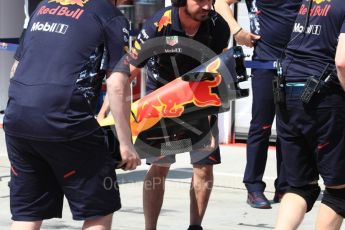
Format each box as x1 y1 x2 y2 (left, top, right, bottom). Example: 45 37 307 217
233 27 242 37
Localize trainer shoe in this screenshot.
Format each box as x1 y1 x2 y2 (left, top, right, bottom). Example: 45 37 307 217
273 191 285 203
247 192 272 209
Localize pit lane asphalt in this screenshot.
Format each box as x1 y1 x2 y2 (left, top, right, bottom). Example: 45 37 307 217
1 129 342 230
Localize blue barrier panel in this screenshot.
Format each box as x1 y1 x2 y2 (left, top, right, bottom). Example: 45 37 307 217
0 42 18 52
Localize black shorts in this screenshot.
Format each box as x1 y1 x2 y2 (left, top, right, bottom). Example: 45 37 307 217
277 85 345 187
6 129 121 221
146 115 221 165
146 147 221 165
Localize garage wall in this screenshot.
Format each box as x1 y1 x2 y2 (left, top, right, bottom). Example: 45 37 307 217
0 0 25 111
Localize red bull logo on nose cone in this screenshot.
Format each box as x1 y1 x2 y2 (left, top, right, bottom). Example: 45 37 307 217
205 57 221 73
129 58 223 136
136 75 222 121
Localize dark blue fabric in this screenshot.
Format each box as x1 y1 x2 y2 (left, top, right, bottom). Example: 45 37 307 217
245 0 302 60
130 6 230 92
5 0 129 141
278 0 345 188
241 0 300 193
6 129 121 221
244 60 276 69
243 69 288 192
277 85 345 187
283 0 345 81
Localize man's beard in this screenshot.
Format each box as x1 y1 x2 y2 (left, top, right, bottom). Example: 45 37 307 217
184 7 210 22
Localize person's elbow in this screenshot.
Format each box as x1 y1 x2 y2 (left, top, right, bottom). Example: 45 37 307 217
106 72 130 97
106 78 118 94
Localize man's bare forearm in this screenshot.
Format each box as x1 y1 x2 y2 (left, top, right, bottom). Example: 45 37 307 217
214 0 260 47
10 60 19 79
106 70 141 170
214 0 241 34
106 71 132 147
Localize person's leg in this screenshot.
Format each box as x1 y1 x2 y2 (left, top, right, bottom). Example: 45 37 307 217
5 135 64 229
244 69 276 208
274 137 289 202
143 164 170 230
316 185 345 230
275 184 321 230
275 193 308 230
189 139 220 230
315 103 345 229
190 164 213 226
316 204 343 230
275 86 322 229
11 221 42 230
38 130 121 224
82 213 113 230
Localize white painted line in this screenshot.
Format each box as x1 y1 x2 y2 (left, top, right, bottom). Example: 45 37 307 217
172 168 276 180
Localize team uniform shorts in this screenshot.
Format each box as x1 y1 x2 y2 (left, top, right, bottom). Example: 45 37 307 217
6 129 121 221
276 83 345 187
146 115 221 165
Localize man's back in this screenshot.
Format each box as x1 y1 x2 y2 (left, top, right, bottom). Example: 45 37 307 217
283 0 345 80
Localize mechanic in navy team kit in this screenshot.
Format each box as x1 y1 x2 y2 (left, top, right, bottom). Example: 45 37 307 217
216 0 301 208
274 0 345 229
4 0 140 229
129 0 229 229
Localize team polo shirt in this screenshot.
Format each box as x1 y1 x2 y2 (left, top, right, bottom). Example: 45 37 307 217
283 0 345 81
244 0 302 60
4 0 129 141
131 6 230 92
